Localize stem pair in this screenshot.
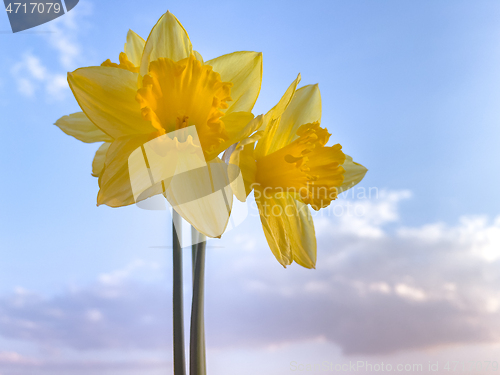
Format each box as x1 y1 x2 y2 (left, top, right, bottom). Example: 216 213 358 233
172 209 207 375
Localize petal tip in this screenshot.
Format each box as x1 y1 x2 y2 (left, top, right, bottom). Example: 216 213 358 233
165 10 176 20
127 29 139 38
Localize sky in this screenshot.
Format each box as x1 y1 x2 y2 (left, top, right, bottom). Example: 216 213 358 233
2 0 500 373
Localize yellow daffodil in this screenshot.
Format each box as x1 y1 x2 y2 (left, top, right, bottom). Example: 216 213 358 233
230 75 367 268
56 11 263 237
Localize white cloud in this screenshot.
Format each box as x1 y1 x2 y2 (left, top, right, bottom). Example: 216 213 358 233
0 280 171 352
314 189 412 239
98 260 161 286
85 309 103 322
11 2 92 100
46 74 68 97
2 190 500 370
11 53 68 100
394 283 427 301
44 1 93 70
23 54 47 80
0 354 169 374
204 190 500 354
16 77 36 97
398 215 500 262
0 351 35 364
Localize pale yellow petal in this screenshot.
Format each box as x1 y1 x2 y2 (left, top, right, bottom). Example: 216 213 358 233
221 143 237 164
265 84 322 156
97 134 159 207
256 192 316 268
254 74 301 158
165 157 233 238
193 50 204 63
256 192 292 267
287 198 317 269
228 131 264 201
338 155 368 193
55 112 113 143
92 142 111 177
208 112 260 158
68 67 156 138
140 11 193 76
267 73 301 123
124 29 146 67
206 51 262 114
223 112 256 140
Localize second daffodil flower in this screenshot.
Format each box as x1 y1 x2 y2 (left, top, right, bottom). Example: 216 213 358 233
57 11 263 238
230 74 367 268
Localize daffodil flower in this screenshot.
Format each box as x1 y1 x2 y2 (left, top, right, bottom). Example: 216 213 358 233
230 75 367 268
55 11 263 238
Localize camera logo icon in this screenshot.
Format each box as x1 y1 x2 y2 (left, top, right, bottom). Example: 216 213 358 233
128 125 248 245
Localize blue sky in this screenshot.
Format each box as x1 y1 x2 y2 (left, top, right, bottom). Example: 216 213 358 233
2 0 500 373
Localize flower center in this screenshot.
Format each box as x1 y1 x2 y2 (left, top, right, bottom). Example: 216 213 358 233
135 54 232 158
255 122 346 210
101 52 139 73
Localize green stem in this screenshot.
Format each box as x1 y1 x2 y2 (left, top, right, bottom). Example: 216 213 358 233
190 229 207 375
191 226 198 284
172 210 186 375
